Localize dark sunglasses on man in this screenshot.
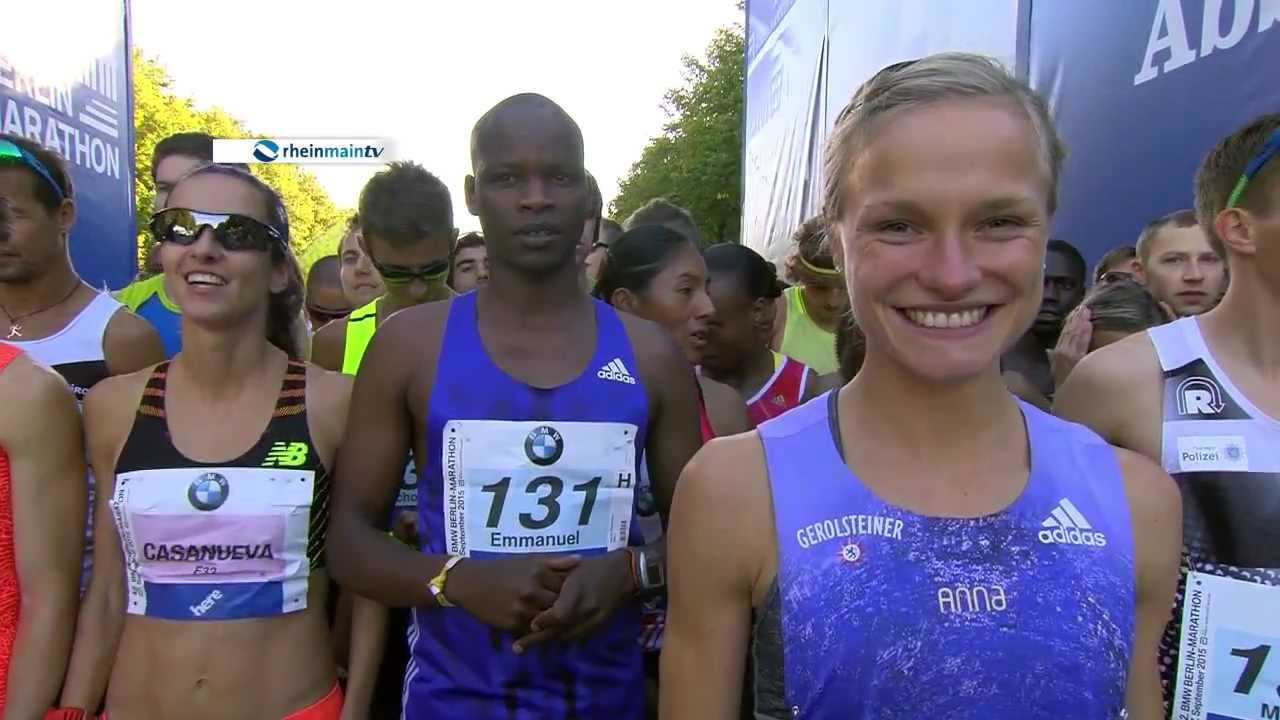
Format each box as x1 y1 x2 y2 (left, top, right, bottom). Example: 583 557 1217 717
306 304 351 327
369 257 449 285
1098 270 1134 285
150 208 284 252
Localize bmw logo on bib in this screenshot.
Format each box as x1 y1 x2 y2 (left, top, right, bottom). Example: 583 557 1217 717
188 472 230 511
524 426 564 467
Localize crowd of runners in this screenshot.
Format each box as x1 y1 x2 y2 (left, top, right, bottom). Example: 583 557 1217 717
0 50 1275 720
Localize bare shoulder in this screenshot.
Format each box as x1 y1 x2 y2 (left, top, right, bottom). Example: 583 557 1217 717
378 298 452 349
105 305 159 343
1053 330 1164 446
82 365 153 456
1061 330 1162 396
0 354 75 413
309 318 347 371
304 363 354 416
677 431 771 517
672 431 774 592
1114 447 1181 528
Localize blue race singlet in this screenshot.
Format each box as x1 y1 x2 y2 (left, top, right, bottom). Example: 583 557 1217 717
404 292 648 719
749 392 1135 719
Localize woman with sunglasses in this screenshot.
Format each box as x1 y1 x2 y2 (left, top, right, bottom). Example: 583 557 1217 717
309 161 456 720
60 164 354 720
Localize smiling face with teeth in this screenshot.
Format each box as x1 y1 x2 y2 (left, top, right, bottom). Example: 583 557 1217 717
831 96 1054 385
161 172 291 332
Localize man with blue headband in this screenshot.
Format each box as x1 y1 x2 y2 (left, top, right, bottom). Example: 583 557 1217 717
1057 113 1280 713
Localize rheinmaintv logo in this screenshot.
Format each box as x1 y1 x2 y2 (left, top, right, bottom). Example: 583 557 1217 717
213 138 392 165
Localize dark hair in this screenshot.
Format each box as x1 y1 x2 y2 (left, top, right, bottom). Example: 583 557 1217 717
586 174 602 217
1135 209 1200 262
172 164 304 358
785 216 836 283
152 132 214 178
0 133 73 210
358 161 453 245
704 243 784 300
307 255 342 288
1084 278 1166 335
1195 113 1280 258
335 213 360 254
1046 238 1086 281
448 231 485 286
623 198 702 246
1092 245 1136 284
836 313 867 382
593 224 694 303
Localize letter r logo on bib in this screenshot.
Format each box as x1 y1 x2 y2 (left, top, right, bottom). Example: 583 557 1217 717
443 419 638 558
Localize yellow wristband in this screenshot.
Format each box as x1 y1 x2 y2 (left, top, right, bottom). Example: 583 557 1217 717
428 556 463 608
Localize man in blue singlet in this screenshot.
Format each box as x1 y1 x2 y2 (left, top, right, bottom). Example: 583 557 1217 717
1057 113 1280 713
661 54 1182 720
327 93 703 719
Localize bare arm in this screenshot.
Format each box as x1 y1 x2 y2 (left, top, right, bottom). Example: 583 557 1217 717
1 360 86 719
103 308 166 375
701 376 753 436
309 320 346 372
660 437 765 719
59 376 139 711
1053 334 1161 450
340 596 388 720
636 321 704 518
326 312 441 607
1116 449 1182 719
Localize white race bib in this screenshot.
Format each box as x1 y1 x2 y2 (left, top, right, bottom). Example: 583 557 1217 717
442 419 638 557
1171 572 1280 720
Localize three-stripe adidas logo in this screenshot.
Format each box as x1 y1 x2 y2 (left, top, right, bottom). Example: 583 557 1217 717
1038 497 1108 547
597 357 637 385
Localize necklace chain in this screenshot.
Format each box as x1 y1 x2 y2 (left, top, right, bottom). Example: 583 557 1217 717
0 282 81 339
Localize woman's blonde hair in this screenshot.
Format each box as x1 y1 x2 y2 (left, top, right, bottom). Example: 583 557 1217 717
822 53 1066 226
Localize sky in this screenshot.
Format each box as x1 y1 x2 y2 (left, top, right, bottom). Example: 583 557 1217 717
129 0 743 235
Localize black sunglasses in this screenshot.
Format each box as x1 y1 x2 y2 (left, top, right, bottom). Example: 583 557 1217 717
307 305 351 325
150 208 283 252
370 257 449 285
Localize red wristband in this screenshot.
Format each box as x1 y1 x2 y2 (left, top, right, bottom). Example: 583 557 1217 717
44 709 87 720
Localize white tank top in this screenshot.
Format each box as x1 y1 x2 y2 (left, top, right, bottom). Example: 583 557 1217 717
10 290 121 403
1147 317 1280 698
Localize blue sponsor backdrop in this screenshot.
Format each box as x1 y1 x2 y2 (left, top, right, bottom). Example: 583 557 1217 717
1029 0 1280 266
0 0 136 289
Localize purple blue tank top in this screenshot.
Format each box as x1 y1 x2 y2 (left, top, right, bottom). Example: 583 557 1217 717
403 292 648 719
750 391 1135 718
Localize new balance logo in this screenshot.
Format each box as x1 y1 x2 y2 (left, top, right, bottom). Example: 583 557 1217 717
262 441 309 467
597 358 637 385
1038 497 1107 547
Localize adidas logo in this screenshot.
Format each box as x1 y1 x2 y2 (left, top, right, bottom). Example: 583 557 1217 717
1038 497 1107 547
597 358 637 385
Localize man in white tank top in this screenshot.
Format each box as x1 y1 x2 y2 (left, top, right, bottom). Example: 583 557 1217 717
1056 113 1280 712
0 134 166 588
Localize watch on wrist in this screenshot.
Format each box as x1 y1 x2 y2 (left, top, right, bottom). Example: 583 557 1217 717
428 555 463 607
634 548 665 591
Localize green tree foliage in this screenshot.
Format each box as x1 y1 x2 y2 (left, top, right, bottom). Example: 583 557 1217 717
610 25 743 246
131 50 345 273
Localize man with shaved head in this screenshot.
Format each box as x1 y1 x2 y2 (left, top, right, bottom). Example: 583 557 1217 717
327 93 702 718
303 255 352 330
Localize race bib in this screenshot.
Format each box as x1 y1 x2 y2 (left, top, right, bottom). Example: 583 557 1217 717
442 419 637 558
1171 572 1280 720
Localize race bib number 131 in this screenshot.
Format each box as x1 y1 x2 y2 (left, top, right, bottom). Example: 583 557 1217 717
1171 572 1280 720
442 419 638 558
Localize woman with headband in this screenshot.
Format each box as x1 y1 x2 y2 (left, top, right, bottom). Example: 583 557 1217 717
770 216 848 375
